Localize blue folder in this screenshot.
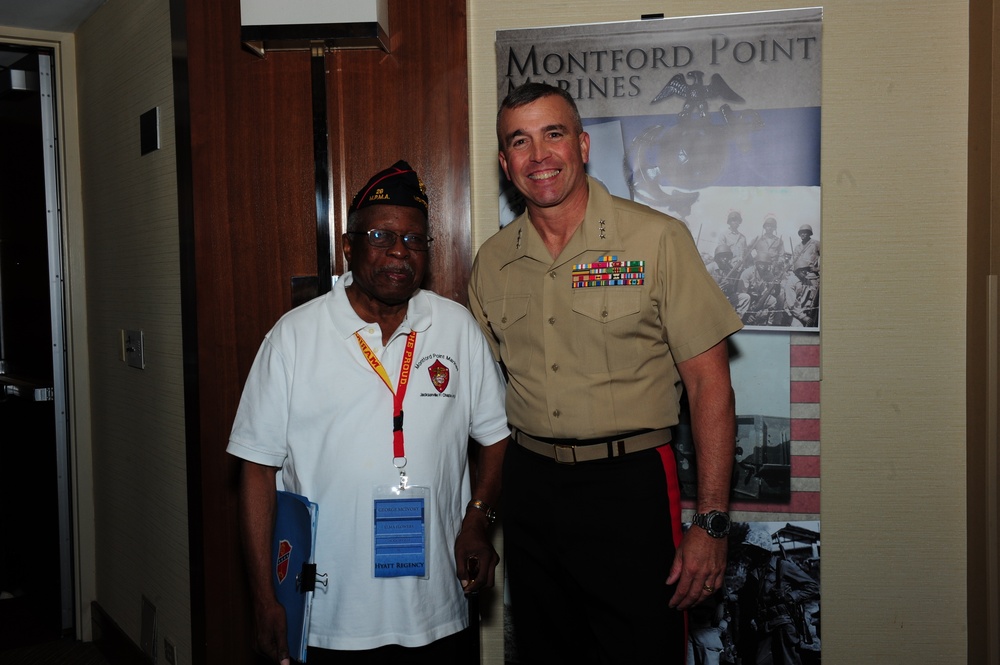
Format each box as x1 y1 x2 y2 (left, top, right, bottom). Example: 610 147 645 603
272 491 319 663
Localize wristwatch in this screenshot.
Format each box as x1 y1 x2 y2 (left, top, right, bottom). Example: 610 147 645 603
691 510 731 539
468 499 497 524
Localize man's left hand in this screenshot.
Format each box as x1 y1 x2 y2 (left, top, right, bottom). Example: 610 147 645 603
666 526 728 610
454 520 499 595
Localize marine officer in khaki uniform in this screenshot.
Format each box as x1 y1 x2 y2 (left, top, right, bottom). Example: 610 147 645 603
468 82 744 664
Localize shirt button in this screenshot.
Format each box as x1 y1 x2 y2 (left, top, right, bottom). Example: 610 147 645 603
552 410 560 418
549 271 557 279
548 317 556 325
551 364 559 372
501 316 507 324
601 310 608 319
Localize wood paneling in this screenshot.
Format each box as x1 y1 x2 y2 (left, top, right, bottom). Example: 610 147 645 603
327 0 472 303
176 1 471 662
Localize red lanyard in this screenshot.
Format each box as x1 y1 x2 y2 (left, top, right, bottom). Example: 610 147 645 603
354 330 417 460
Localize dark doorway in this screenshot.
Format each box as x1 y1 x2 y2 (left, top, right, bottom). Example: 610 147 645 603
0 42 73 650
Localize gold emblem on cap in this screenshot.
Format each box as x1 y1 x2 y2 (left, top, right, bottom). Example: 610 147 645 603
369 187 391 203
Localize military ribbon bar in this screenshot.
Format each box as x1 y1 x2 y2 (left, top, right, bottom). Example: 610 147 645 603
571 255 645 288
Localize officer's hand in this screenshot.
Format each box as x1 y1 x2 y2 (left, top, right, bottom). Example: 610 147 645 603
666 527 727 610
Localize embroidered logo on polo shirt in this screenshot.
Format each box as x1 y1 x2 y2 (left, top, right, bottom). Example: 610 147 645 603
428 360 450 394
572 255 645 288
414 352 458 399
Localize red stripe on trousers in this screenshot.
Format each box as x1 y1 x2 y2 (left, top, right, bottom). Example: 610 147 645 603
657 444 688 662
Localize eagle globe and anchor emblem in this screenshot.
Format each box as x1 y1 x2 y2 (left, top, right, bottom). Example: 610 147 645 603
428 359 450 394
628 70 763 211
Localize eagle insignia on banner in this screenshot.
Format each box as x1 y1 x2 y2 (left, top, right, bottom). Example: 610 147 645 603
651 70 744 119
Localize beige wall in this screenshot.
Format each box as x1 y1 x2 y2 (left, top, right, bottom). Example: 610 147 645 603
74 0 191 660
469 1 968 663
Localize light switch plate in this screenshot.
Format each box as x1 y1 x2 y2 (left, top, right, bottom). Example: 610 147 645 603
140 107 159 155
124 329 145 369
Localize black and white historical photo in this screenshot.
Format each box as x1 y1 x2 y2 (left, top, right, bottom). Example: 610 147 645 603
676 331 793 502
686 521 821 665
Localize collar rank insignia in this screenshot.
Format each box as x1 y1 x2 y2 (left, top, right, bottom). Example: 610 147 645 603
571 255 645 288
429 359 450 394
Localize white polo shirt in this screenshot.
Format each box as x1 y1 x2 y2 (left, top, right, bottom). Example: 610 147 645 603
228 273 509 650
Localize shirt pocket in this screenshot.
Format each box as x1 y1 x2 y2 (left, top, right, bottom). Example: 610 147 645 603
484 294 533 372
571 288 643 373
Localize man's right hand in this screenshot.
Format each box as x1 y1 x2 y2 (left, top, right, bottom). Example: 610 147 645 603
253 598 291 665
239 461 291 665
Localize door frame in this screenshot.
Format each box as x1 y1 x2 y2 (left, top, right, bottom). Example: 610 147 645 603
0 26 94 642
968 1 1000 663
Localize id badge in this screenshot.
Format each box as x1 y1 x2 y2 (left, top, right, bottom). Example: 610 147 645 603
372 485 430 579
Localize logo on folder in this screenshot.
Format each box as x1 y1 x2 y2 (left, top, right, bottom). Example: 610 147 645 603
276 539 292 584
428 360 450 393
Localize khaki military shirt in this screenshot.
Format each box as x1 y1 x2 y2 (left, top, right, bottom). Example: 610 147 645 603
469 178 743 439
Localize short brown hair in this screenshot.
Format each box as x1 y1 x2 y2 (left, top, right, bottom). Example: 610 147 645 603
496 82 584 148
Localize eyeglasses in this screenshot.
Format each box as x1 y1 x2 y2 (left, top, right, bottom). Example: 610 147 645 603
347 229 434 251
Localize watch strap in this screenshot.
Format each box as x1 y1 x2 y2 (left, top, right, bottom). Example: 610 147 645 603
692 510 730 538
468 499 496 524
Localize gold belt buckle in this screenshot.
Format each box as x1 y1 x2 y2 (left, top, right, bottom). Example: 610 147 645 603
552 444 577 464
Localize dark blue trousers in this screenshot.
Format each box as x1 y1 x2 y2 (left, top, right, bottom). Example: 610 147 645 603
503 441 686 664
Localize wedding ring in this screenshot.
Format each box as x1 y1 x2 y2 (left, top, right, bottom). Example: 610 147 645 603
702 584 714 593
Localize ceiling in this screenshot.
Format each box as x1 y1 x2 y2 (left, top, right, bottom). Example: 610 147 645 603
0 0 106 71
0 0 107 34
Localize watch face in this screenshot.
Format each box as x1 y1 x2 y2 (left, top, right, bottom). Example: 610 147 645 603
709 513 729 533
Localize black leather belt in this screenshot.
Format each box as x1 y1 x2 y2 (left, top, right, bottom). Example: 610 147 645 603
512 428 672 464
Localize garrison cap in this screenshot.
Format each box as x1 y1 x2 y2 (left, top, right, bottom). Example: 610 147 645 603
349 160 428 217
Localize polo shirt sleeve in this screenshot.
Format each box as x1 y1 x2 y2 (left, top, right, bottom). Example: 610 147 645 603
227 335 291 468
466 316 511 447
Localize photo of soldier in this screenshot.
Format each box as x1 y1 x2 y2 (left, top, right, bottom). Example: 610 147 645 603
705 243 745 310
782 224 820 328
748 215 785 261
721 210 749 270
737 250 782 326
686 522 821 665
690 194 820 332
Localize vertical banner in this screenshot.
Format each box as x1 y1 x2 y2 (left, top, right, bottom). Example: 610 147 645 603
497 7 822 332
496 9 822 664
